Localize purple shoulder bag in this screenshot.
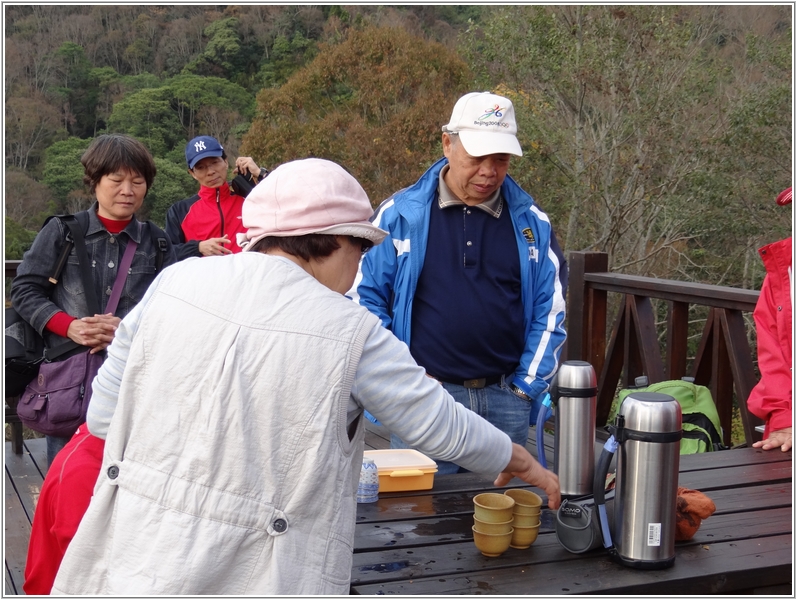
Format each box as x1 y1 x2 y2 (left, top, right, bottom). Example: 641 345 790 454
17 225 138 438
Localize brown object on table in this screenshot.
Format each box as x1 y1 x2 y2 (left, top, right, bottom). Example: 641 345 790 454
675 486 716 541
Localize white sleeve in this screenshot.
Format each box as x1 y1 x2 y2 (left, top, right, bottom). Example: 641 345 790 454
350 322 512 476
87 276 160 438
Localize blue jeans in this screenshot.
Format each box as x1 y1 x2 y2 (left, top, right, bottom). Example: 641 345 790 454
46 433 71 466
391 377 535 474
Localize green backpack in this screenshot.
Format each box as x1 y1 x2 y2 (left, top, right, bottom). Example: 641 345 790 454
618 378 725 454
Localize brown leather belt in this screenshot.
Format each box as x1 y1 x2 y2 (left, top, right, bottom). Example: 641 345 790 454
432 375 503 389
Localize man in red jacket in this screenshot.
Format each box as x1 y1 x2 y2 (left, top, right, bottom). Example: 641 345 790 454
23 425 104 594
166 136 268 260
748 187 792 452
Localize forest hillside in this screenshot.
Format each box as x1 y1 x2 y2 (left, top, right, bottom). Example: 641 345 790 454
4 4 792 292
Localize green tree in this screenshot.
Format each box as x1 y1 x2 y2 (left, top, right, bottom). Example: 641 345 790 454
106 87 183 156
52 42 99 137
5 169 56 229
257 31 316 88
124 38 153 76
243 25 472 203
183 17 246 79
5 217 38 260
461 5 791 283
168 74 255 141
119 72 162 91
90 68 163 135
41 137 92 210
90 66 122 135
145 157 197 226
707 22 792 290
124 12 158 75
101 74 254 155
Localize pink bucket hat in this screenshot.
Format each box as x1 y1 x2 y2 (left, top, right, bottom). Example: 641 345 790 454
237 158 387 251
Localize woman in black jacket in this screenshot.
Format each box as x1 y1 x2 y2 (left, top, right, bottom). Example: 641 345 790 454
11 134 176 465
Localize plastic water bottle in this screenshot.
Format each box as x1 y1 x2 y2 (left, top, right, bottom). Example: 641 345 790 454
357 457 379 503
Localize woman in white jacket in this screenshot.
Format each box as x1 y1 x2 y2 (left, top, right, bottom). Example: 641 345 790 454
52 158 560 596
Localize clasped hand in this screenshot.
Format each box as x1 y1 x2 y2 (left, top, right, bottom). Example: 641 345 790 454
66 313 120 353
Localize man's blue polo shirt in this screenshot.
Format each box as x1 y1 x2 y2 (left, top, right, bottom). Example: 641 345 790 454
409 170 525 382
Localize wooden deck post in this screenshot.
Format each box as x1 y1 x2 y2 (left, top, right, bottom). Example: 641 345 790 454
566 251 608 371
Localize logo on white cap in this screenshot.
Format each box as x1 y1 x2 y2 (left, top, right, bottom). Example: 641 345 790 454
479 104 506 120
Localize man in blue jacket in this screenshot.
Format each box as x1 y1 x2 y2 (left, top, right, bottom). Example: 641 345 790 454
352 91 567 473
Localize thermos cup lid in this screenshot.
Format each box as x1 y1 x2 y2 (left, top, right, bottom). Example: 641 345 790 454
619 392 682 433
555 361 598 396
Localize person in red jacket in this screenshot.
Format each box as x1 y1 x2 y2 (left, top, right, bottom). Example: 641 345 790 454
23 425 104 594
166 136 268 260
748 187 792 452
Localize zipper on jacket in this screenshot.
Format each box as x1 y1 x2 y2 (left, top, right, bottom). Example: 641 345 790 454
216 188 225 237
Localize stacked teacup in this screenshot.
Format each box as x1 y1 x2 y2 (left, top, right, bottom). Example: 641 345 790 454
504 489 542 549
471 493 515 557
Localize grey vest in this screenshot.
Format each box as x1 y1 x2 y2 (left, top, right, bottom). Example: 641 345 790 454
53 254 379 595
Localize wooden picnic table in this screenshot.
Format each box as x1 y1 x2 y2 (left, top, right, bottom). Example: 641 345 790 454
350 447 792 595
5 433 791 595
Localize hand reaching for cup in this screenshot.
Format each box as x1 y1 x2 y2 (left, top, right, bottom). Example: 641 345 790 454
494 443 561 509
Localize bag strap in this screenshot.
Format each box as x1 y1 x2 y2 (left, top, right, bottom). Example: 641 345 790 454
44 336 82 362
43 214 95 361
45 217 75 285
148 221 168 272
61 215 101 316
105 225 139 314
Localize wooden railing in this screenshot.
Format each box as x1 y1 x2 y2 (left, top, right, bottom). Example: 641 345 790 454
5 261 25 453
4 256 767 448
5 260 22 280
565 251 763 447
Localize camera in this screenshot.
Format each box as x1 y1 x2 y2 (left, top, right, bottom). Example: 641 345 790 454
231 166 269 198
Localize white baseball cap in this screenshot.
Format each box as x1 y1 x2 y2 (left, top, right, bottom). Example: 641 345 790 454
442 92 523 157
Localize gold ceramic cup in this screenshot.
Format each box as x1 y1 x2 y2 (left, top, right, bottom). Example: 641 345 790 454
472 525 514 557
473 493 515 523
473 516 513 535
510 523 541 549
511 512 541 528
504 489 542 515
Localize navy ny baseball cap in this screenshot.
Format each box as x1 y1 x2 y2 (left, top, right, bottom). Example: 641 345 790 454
186 136 224 169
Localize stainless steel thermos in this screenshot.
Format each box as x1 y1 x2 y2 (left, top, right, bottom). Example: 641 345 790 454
594 391 682 569
553 361 598 498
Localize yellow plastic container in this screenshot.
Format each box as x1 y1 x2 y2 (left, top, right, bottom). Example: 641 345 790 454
363 449 438 492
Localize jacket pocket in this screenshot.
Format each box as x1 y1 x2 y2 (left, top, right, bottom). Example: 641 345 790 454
319 531 354 592
106 486 266 595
